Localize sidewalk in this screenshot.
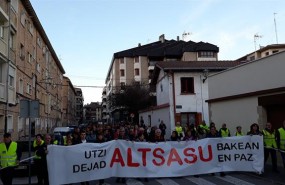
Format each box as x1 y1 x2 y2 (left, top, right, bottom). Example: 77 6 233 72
0 176 37 185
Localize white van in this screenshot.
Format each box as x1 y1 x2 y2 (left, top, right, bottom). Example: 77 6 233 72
53 127 72 134
53 127 72 145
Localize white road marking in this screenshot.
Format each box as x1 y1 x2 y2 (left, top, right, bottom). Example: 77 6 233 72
186 176 217 185
217 175 255 185
156 178 180 185
126 178 146 185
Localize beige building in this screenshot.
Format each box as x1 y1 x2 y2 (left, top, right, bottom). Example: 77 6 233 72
105 34 219 123
237 44 285 62
0 0 78 140
62 77 77 126
207 50 285 133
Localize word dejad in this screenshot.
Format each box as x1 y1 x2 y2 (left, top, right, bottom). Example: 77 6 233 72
216 142 259 162
110 145 213 167
73 149 107 173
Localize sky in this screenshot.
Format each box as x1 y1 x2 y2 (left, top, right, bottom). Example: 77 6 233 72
29 0 285 105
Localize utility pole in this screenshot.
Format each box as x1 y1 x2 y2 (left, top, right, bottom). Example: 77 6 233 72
254 34 262 51
274 13 278 44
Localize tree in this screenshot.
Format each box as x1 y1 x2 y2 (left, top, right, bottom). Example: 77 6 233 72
111 83 155 123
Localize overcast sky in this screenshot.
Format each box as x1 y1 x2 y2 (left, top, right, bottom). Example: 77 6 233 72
30 0 285 104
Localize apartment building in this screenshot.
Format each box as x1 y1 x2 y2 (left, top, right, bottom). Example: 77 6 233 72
84 102 102 124
104 34 219 123
75 87 84 125
0 0 77 139
62 77 77 126
237 44 285 62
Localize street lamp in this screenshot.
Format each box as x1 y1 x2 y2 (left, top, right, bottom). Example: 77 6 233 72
202 69 209 83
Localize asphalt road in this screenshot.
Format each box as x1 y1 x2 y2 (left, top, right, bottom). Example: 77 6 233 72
3 165 284 185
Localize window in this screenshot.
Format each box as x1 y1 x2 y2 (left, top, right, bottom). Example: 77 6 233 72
134 57 139 63
181 77 194 94
272 50 279 54
120 69 125 77
265 52 269 56
28 52 33 63
0 25 3 39
8 66 15 87
198 51 214 58
19 79 23 94
9 32 15 49
135 68 139 76
181 113 196 127
20 44 25 60
20 13 26 27
120 58 124 64
0 62 3 83
26 83 32 94
249 56 255 61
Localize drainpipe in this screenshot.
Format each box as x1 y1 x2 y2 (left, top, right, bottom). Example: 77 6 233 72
4 0 12 133
170 71 176 127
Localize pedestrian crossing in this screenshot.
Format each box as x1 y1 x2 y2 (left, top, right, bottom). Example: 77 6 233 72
121 175 256 185
2 173 276 185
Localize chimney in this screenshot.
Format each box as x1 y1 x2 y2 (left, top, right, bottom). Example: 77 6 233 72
159 34 165 43
177 36 180 41
138 43 141 47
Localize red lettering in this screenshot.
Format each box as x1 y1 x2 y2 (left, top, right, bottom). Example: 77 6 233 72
137 148 151 166
199 145 213 162
183 148 197 164
167 148 183 166
110 148 125 167
152 148 165 166
127 148 139 167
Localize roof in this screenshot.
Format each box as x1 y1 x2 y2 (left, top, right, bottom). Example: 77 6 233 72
152 60 240 84
114 40 219 58
106 39 219 82
236 43 285 62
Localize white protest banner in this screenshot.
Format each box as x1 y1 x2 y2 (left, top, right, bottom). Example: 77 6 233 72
47 135 263 185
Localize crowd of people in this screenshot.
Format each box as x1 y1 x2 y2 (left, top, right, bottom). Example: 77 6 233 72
0 119 284 185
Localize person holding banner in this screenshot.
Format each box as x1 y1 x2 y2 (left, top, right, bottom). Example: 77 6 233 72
263 122 279 173
150 128 165 143
235 126 244 136
277 120 285 169
247 123 262 136
95 133 106 185
0 133 21 185
33 134 49 185
207 126 226 177
116 127 129 183
219 123 231 137
78 130 90 185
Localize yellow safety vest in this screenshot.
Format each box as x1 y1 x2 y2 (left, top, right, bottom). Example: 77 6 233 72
263 130 277 148
235 132 244 136
199 124 209 133
33 140 44 159
175 126 183 136
278 127 285 150
0 141 17 168
220 128 230 137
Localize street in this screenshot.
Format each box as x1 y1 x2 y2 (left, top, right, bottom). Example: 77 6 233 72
4 164 285 185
